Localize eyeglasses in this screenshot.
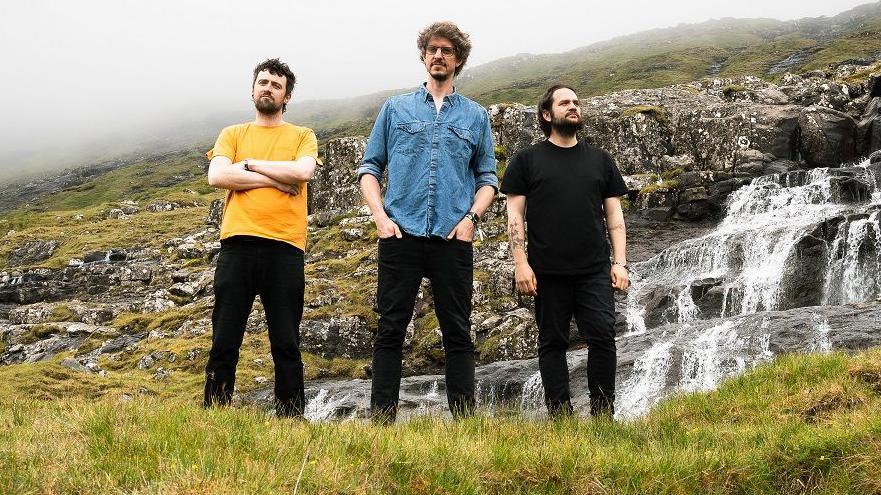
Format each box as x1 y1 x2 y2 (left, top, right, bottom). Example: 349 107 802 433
424 45 456 58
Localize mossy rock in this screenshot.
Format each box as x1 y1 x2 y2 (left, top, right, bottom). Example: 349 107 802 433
621 105 671 128
721 84 748 98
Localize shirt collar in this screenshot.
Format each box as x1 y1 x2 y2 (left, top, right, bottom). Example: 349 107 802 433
419 83 459 106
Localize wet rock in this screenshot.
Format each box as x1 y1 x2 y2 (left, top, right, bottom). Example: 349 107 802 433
857 96 881 154
108 249 128 262
83 251 109 263
799 106 858 168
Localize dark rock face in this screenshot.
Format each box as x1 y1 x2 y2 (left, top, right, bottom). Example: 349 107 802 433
310 137 367 215
490 105 544 159
799 106 858 168
6 240 60 267
300 316 373 359
857 96 881 153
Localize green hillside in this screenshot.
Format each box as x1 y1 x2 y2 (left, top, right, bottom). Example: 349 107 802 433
289 2 881 142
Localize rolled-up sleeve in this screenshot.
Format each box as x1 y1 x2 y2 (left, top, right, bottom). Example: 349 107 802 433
472 112 498 192
356 100 391 181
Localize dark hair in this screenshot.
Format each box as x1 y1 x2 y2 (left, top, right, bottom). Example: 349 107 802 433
537 84 577 137
252 58 296 112
417 21 472 76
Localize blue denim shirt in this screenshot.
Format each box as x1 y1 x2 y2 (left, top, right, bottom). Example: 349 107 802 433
357 84 498 238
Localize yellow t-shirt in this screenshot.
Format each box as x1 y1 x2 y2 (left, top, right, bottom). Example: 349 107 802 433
207 122 319 251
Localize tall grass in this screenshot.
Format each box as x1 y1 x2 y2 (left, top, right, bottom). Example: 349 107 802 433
1 349 880 494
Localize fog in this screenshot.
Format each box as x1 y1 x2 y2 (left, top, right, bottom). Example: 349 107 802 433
0 0 872 179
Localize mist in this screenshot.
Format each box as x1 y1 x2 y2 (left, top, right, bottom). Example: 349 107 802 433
0 0 872 181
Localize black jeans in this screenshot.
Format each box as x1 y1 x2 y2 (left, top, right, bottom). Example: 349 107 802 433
534 268 617 417
204 236 306 417
371 233 475 422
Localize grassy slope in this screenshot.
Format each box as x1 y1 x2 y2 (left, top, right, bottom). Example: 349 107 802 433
0 349 879 494
0 148 220 269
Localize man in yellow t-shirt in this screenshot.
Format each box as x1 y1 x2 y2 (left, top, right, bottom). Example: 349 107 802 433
204 58 319 418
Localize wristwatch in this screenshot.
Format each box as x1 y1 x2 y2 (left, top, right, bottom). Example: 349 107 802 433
464 211 480 224
243 159 251 172
612 260 629 271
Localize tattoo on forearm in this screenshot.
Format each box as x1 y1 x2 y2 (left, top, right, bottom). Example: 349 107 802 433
508 219 526 253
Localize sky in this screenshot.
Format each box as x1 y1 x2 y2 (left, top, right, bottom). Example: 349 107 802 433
0 0 874 175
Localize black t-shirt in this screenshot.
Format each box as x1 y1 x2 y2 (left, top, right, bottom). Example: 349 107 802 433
500 140 628 275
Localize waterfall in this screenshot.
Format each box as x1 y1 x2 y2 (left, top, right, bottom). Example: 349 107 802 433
519 372 544 411
617 339 676 419
615 161 878 418
822 210 881 305
628 164 878 328
304 389 354 422
809 318 833 354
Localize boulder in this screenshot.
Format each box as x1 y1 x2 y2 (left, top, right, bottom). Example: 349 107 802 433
300 316 373 359
798 106 857 168
489 104 544 160
6 240 60 267
311 137 367 215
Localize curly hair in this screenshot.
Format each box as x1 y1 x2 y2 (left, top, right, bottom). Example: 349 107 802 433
417 22 472 76
252 58 296 112
537 84 577 137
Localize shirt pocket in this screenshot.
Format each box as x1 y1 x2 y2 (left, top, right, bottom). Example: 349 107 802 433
447 125 475 163
393 121 427 155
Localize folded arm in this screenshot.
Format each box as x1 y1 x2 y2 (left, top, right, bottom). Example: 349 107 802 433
207 155 298 194
246 156 317 184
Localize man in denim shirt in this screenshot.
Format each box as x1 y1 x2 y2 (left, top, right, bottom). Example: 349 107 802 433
357 21 497 423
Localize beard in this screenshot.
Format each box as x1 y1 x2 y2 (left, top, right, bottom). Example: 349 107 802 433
550 113 584 137
428 61 453 82
430 71 452 82
254 95 283 115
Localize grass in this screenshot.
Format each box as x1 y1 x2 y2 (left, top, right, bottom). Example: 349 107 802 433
1 349 880 493
621 105 671 128
0 148 222 269
640 179 680 196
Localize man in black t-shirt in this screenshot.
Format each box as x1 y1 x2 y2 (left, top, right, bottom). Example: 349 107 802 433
500 84 629 418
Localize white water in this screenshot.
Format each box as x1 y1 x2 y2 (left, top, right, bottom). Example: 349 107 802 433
304 389 356 422
616 161 878 418
519 372 544 411
809 318 833 354
823 210 881 304
627 164 878 332
617 339 676 419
